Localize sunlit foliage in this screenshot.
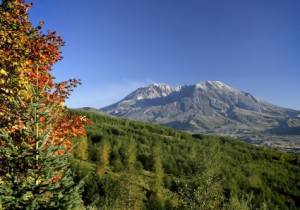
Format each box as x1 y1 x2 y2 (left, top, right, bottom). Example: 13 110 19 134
72 110 300 210
0 0 89 209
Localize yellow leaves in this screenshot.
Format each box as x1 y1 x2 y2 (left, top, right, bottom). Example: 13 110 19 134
25 60 32 66
12 61 19 67
0 0 88 154
0 69 8 76
0 69 32 100
0 87 12 94
21 192 33 202
1 12 10 18
19 90 31 100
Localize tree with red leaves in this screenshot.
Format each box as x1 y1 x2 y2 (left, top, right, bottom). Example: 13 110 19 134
0 0 89 209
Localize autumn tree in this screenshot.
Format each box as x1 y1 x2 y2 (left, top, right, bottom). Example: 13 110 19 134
0 0 89 209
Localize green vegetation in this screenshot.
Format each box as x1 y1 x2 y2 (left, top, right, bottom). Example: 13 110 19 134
72 110 300 210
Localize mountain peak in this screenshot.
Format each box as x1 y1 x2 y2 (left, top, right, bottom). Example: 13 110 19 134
149 83 171 88
101 80 300 151
124 81 240 102
195 80 237 92
123 83 175 101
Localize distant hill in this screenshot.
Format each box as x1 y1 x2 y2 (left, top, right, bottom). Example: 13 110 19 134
72 110 300 209
101 81 300 151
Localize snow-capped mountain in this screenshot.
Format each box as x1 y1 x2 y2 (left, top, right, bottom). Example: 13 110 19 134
101 81 300 151
123 83 176 101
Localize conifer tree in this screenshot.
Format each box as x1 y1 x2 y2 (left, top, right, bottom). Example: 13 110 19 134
95 139 110 175
152 141 164 193
124 138 136 171
0 0 89 209
148 141 165 209
73 137 89 161
99 140 110 168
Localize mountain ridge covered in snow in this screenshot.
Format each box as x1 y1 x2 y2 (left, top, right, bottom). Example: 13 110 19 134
101 81 300 151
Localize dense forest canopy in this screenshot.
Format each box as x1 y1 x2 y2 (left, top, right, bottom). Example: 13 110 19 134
72 110 300 210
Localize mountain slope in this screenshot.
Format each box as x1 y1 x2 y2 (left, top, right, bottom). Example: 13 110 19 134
101 81 300 151
72 110 300 209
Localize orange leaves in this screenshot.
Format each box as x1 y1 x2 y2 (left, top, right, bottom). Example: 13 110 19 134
8 119 25 133
51 173 62 183
26 70 52 89
39 116 46 123
0 2 90 202
50 114 91 150
0 0 89 156
55 150 66 155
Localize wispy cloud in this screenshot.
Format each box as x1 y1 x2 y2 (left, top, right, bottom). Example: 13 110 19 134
66 78 154 108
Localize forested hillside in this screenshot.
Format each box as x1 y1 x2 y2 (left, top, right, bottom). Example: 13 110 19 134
71 110 300 210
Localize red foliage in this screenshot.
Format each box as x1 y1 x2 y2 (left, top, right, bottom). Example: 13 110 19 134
0 0 90 151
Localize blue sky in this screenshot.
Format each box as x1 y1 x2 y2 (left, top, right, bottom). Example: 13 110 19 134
29 0 300 109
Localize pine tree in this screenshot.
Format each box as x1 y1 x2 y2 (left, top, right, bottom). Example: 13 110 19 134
0 88 83 209
124 138 136 172
73 137 89 161
152 141 164 193
0 0 89 209
96 139 110 175
99 140 110 168
148 141 165 209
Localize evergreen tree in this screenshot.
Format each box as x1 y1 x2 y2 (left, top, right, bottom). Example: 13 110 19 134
73 137 89 161
124 138 137 171
146 141 165 209
0 91 83 209
96 139 110 175
99 139 110 168
0 0 88 209
152 141 164 192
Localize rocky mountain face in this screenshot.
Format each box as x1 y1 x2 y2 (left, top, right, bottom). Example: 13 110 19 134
101 81 300 151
